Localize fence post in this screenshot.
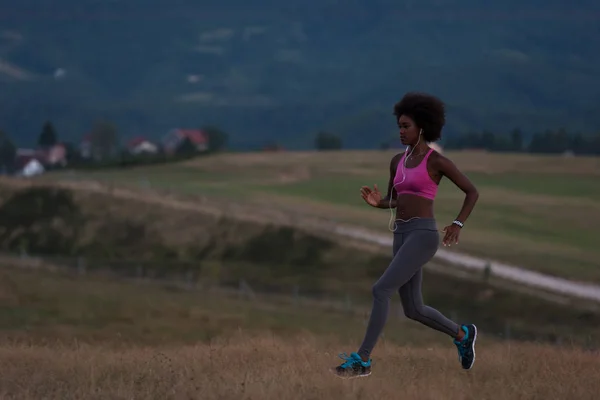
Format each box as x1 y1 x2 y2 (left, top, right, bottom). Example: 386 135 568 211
293 285 300 306
186 270 195 290
555 335 563 346
239 279 256 301
483 262 492 282
504 321 511 341
345 293 352 314
77 257 86 275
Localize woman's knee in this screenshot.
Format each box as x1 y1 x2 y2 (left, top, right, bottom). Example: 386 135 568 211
371 282 392 300
403 306 418 320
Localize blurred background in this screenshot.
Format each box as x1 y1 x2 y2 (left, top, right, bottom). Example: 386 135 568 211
1 1 600 398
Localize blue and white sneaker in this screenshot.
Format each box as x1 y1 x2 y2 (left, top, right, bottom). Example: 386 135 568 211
332 352 372 379
453 324 477 370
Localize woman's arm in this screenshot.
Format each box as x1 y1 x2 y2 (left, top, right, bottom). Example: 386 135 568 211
375 153 403 209
435 155 479 225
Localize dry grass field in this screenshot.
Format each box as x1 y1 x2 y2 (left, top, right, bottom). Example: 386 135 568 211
39 150 600 282
1 265 600 400
2 334 600 400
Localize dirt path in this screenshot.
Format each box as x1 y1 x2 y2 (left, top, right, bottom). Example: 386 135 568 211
3 176 600 303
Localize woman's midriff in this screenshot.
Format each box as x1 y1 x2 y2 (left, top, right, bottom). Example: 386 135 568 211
395 194 435 220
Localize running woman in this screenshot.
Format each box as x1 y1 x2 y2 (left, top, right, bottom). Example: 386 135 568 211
333 92 480 378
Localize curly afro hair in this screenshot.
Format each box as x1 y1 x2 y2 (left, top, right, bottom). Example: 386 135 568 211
393 92 446 142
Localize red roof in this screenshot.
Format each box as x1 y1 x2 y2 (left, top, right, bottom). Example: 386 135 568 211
127 136 149 148
174 129 207 144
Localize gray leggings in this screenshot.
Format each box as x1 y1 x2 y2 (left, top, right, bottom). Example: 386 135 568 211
358 218 460 360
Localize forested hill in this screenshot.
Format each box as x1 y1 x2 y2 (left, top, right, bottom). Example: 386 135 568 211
1 0 599 148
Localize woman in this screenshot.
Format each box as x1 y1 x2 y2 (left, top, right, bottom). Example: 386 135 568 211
333 92 480 378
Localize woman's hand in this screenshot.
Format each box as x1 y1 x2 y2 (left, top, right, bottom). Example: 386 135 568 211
360 184 382 207
442 223 461 246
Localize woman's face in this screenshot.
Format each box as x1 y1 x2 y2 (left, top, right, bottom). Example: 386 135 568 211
398 114 421 146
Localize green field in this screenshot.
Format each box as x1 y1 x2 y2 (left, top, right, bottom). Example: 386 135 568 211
2 261 600 346
40 150 600 282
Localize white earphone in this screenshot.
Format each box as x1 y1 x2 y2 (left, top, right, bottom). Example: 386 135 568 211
387 129 423 231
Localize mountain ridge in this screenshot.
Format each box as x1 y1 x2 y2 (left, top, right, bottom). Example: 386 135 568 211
1 0 599 148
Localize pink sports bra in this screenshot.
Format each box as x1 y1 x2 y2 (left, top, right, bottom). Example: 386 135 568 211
392 148 438 200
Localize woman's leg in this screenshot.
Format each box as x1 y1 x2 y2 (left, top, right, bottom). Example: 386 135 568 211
399 268 459 337
333 223 477 378
356 228 440 361
397 236 477 371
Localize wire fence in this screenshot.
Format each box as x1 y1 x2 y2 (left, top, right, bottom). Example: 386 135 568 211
15 174 600 304
4 249 598 349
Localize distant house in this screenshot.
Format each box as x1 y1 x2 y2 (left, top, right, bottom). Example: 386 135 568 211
163 129 209 155
14 153 45 177
21 159 45 177
127 137 159 155
44 143 68 166
28 144 67 165
16 148 37 158
15 144 67 174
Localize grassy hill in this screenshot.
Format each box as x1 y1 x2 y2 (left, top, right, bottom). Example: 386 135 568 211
2 150 600 344
1 0 600 148
36 150 600 283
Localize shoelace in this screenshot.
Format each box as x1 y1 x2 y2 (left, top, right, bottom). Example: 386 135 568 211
338 352 361 368
454 337 470 360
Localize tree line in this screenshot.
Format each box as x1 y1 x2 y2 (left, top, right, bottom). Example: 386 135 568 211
315 128 600 155
443 128 600 155
2 123 599 171
0 120 230 174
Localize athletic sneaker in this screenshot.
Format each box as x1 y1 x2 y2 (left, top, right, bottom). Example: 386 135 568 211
332 352 372 379
453 324 477 370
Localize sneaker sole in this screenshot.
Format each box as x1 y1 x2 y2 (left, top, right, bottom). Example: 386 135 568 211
464 324 477 370
330 368 372 380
